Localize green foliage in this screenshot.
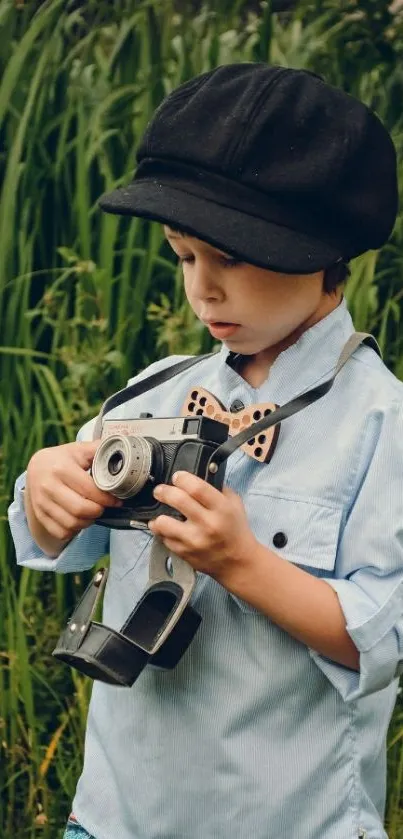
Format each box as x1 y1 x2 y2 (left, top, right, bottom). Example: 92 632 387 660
294 0 402 84
1 0 403 835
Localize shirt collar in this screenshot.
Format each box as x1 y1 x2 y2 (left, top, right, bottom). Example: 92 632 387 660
217 298 355 400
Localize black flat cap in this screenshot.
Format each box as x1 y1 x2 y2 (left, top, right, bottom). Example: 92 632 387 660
99 63 398 274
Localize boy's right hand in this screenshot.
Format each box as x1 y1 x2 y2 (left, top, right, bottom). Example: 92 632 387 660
24 440 122 557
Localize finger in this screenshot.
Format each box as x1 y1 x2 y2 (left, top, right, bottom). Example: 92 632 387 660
149 515 187 541
156 537 189 558
152 484 206 522
221 485 243 507
56 464 122 508
37 501 93 540
41 483 106 521
221 485 239 499
171 471 220 509
38 511 72 543
71 440 101 469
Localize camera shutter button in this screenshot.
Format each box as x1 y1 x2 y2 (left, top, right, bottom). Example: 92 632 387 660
230 398 245 413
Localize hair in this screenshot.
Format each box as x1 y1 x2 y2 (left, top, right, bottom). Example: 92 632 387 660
323 261 350 294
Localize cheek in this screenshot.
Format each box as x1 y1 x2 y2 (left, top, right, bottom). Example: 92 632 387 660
262 279 321 314
183 273 193 303
251 284 320 335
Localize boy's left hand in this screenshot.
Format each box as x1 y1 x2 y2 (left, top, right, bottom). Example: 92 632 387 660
148 470 257 585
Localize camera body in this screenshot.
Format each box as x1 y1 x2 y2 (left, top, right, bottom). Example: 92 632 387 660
92 414 229 529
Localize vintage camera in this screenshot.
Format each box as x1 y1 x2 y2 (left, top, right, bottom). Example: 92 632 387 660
91 414 230 529
53 413 230 686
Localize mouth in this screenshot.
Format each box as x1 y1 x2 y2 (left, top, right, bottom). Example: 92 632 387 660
204 321 240 339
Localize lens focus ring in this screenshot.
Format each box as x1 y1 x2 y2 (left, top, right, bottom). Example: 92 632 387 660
92 435 153 499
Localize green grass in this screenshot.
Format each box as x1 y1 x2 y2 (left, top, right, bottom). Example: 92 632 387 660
1 0 403 835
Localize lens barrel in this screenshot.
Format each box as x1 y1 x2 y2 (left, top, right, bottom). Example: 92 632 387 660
92 435 153 498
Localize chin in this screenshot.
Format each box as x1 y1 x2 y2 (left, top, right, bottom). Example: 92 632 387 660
223 336 271 355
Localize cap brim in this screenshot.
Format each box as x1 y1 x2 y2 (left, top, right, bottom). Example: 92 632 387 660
98 180 341 274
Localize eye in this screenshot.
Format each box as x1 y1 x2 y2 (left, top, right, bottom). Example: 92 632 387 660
177 253 242 268
178 254 194 265
219 256 242 268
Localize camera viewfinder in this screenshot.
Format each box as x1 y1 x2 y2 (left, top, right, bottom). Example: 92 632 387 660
182 418 200 435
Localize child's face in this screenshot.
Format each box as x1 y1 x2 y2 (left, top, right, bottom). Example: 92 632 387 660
164 227 341 359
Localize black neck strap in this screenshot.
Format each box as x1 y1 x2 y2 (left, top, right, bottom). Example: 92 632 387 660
205 332 380 475
93 353 216 439
93 334 380 472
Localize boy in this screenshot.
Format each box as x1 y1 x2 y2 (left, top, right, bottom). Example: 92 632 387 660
8 64 403 839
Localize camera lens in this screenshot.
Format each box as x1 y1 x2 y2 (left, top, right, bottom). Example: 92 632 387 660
92 435 157 499
108 451 124 476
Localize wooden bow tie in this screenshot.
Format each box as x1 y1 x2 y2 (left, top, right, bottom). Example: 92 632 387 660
181 386 280 463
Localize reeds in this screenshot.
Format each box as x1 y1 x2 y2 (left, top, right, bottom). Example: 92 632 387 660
1 0 403 835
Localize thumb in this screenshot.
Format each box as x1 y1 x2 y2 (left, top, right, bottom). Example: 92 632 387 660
73 439 101 468
221 485 240 502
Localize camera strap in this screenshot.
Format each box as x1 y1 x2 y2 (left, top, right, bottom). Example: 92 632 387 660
205 331 380 475
93 353 216 439
94 332 380 445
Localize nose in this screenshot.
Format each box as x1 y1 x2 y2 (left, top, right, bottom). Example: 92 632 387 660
190 260 225 303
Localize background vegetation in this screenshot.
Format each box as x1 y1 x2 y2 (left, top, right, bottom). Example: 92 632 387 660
1 0 403 836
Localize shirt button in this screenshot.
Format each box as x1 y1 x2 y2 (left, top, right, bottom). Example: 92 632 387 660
273 532 288 549
230 398 245 413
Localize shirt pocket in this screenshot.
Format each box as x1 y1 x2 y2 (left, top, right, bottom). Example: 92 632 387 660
231 492 343 614
109 529 153 581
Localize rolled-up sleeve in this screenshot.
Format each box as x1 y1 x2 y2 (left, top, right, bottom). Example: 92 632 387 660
311 401 403 701
8 471 109 573
8 417 109 574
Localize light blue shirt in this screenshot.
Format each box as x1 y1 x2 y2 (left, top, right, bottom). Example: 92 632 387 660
9 300 403 839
